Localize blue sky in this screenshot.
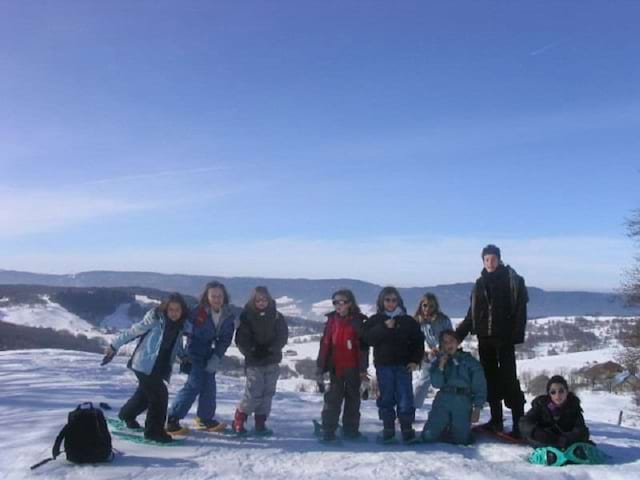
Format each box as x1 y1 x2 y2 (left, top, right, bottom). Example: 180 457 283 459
1 1 639 291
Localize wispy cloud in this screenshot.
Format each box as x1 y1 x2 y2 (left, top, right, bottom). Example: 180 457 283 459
0 188 154 237
530 42 558 56
0 235 631 291
78 166 227 186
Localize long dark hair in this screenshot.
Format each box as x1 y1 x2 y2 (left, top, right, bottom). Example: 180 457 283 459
331 289 362 316
376 286 406 314
199 281 230 308
245 286 276 313
157 292 190 323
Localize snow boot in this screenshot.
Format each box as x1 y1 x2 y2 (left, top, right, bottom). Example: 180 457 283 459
166 416 185 434
118 414 143 430
144 428 173 444
254 414 273 436
400 420 418 444
194 417 226 432
480 401 504 432
322 429 338 442
381 419 396 444
232 409 248 435
509 402 524 438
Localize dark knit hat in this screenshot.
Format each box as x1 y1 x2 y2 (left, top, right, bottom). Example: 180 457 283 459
481 244 501 259
546 375 569 393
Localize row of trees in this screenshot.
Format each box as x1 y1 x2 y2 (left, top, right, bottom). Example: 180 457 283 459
620 209 640 406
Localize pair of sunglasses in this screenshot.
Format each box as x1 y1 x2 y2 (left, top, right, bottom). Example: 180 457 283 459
332 299 350 306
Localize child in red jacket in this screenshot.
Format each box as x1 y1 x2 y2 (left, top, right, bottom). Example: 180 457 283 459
316 289 369 442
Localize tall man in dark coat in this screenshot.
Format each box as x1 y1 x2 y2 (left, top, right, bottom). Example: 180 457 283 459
456 244 528 437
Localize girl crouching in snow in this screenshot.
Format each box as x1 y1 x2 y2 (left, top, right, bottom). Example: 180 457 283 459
519 375 590 449
105 292 190 443
519 375 606 466
421 330 486 445
233 286 288 435
316 289 369 442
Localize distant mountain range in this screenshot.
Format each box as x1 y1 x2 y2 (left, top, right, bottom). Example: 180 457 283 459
1 268 638 319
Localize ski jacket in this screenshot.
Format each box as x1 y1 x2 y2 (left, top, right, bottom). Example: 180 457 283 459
429 350 487 408
456 264 528 344
519 393 590 449
364 312 424 368
111 308 187 381
235 306 289 367
420 312 453 351
186 305 236 366
317 311 369 377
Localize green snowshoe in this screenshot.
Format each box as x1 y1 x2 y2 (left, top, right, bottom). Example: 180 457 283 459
565 442 609 465
528 446 568 466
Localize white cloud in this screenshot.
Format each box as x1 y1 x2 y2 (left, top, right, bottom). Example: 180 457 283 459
0 188 151 237
0 235 632 291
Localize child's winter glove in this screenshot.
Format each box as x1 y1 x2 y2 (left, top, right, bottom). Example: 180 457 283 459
179 358 192 375
101 346 116 366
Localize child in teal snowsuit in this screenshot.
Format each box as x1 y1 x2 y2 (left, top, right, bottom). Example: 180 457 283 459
421 329 486 445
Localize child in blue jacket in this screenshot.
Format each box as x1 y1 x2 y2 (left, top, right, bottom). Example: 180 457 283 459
421 329 487 445
106 293 190 443
167 281 236 433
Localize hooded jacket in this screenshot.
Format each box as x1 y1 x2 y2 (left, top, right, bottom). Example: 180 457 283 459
235 306 289 367
111 308 187 382
317 311 369 377
364 311 424 367
456 264 528 344
519 392 590 449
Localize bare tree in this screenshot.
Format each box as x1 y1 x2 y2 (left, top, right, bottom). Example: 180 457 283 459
623 209 640 305
620 209 640 406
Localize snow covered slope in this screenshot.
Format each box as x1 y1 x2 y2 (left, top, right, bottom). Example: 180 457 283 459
1 349 639 480
0 296 98 336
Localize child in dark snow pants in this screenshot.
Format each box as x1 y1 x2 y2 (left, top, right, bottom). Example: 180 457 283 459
421 330 487 445
316 289 369 441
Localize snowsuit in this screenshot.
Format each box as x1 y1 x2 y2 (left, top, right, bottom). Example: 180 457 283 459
111 308 187 436
519 393 590 449
364 311 424 431
421 349 487 444
414 312 452 408
235 306 288 417
316 311 369 435
169 305 235 422
456 264 528 427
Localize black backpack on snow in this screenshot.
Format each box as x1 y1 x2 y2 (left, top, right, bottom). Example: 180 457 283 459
31 402 113 469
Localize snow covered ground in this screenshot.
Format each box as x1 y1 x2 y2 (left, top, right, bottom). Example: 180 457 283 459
1 349 639 480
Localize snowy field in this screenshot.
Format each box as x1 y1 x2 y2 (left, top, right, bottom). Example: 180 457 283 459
1 349 640 480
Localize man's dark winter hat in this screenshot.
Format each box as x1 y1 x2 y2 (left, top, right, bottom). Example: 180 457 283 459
481 244 501 259
546 375 569 393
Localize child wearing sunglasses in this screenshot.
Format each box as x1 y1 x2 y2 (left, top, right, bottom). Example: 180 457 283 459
315 289 369 442
233 286 289 435
519 375 590 450
364 286 424 443
412 293 453 409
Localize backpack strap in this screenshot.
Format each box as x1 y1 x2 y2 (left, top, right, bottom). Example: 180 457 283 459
30 424 67 470
52 424 68 459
